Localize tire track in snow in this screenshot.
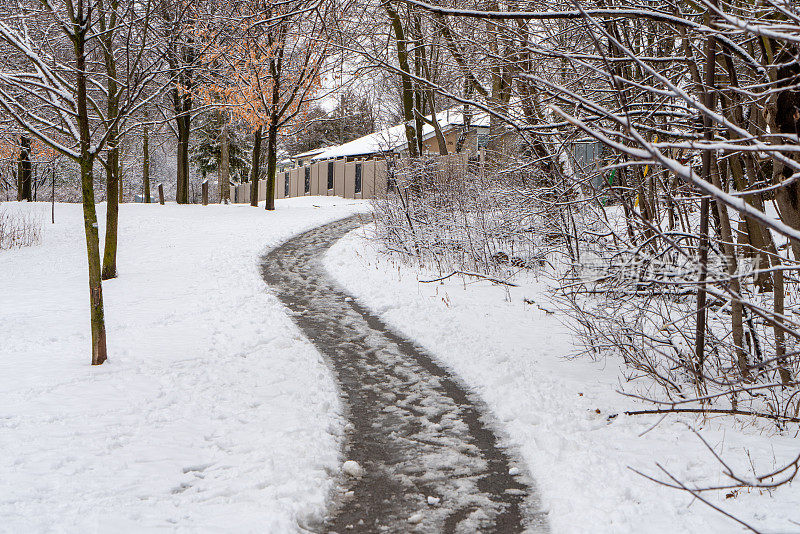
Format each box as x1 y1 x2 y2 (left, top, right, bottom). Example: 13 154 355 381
261 216 549 534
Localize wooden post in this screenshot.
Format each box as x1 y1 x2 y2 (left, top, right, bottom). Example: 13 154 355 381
158 183 165 205
202 179 208 206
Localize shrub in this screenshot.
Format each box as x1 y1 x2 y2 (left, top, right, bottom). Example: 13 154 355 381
0 207 42 250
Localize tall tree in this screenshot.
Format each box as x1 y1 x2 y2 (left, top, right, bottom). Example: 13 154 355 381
0 0 160 364
143 119 151 202
17 135 31 201
197 0 325 209
98 0 121 279
219 121 230 203
160 0 199 204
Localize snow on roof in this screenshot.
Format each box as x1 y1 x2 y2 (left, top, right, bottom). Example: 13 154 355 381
312 123 407 161
312 108 488 161
292 147 329 159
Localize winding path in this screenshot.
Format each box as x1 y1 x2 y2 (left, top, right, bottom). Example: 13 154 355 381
261 216 549 534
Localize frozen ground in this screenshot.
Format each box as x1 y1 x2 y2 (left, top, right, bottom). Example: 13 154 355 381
325 225 800 534
0 198 367 533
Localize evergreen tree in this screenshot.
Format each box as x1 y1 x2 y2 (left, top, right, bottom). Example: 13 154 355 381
190 112 251 183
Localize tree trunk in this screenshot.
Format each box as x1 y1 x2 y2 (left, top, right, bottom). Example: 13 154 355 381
18 136 32 201
80 158 108 366
102 136 119 280
51 167 55 223
219 122 230 204
171 40 194 205
100 0 119 281
143 123 151 203
176 114 190 204
265 120 278 211
694 16 718 386
74 3 108 365
385 2 420 158
250 126 262 207
118 151 125 203
710 161 748 379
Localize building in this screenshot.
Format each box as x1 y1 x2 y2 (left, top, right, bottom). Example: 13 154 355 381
311 108 489 162
230 108 488 203
289 147 327 168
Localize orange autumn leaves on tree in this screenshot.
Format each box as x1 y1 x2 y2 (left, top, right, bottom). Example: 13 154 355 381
31 139 58 164
197 21 324 133
192 0 327 210
0 136 16 164
0 135 58 164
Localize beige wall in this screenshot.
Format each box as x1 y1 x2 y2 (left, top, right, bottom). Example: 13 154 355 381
296 167 306 197
373 160 388 197
321 160 334 195
258 179 266 202
291 168 301 198
343 161 355 199
277 171 288 199
422 129 479 156
362 160 375 199
333 160 344 197
228 153 475 203
311 162 323 195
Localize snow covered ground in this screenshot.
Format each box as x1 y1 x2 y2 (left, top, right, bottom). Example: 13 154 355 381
325 225 800 534
0 198 367 533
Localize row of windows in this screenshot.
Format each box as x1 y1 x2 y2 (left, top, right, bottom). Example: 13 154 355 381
283 162 362 197
281 163 364 195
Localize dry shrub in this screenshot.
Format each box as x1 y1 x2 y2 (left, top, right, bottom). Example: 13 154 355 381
0 207 42 250
371 156 556 276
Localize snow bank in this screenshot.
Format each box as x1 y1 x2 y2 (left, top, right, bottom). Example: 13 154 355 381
325 225 800 534
0 198 368 533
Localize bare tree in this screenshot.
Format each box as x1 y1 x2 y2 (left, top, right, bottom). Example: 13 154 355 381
0 0 161 364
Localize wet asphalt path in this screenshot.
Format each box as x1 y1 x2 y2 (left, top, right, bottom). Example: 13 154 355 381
260 216 548 534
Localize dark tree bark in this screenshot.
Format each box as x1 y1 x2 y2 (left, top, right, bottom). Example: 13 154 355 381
386 2 420 158
694 12 718 385
99 0 120 280
74 0 108 365
143 123 151 202
265 120 278 210
168 39 194 204
175 109 191 203
219 122 229 203
18 136 32 201
250 126 262 207
101 140 119 280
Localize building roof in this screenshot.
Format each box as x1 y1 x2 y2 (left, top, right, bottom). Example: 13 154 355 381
291 147 329 160
311 108 489 161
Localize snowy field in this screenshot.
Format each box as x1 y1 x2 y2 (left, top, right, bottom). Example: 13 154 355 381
0 198 367 533
326 225 800 534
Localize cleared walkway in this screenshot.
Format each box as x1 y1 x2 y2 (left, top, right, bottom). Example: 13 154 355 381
261 216 548 533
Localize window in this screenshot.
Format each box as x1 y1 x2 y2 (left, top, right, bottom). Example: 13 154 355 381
327 161 334 190
304 167 310 193
354 163 362 194
284 172 290 197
